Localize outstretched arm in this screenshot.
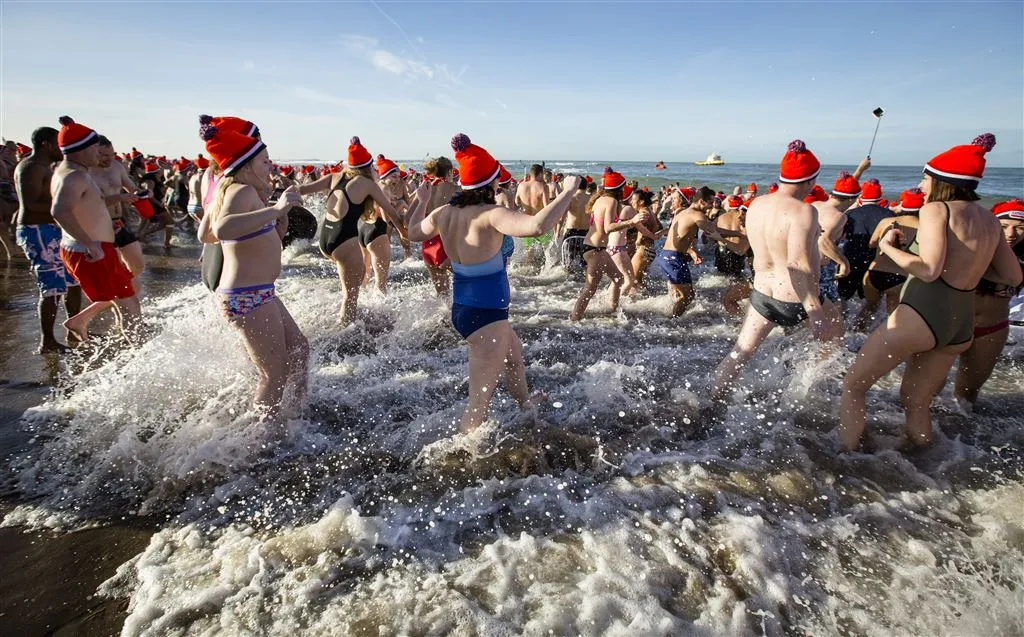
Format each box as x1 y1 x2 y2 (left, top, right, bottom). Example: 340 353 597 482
296 173 332 196
488 176 581 237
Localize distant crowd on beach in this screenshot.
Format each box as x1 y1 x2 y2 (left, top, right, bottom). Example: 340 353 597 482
1 115 1021 453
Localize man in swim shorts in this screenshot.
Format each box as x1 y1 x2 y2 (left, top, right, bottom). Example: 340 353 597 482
14 126 83 352
557 177 591 274
90 136 146 286
50 116 141 342
711 140 841 402
656 186 728 317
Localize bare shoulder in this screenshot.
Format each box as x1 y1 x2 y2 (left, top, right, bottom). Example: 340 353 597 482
223 182 261 211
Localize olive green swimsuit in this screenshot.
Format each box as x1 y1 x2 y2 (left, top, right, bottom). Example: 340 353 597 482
897 202 975 348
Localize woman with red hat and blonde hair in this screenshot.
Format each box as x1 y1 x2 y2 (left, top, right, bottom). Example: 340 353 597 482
418 155 458 297
571 167 645 321
407 134 580 433
196 122 308 412
953 198 1024 409
296 137 405 324
839 134 1022 451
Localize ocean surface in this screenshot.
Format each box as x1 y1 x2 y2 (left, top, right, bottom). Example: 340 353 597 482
2 194 1023 636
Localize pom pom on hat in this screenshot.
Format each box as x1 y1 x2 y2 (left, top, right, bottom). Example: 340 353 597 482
992 198 1024 220
199 114 213 125
924 133 996 190
450 133 500 190
780 139 820 184
57 115 98 154
200 125 219 141
602 166 626 191
347 136 372 168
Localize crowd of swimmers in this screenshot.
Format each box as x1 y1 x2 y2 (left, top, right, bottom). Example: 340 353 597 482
2 115 1021 453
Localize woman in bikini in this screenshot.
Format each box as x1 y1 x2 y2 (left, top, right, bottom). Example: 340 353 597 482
839 135 1022 451
418 156 458 297
195 122 308 412
571 167 645 321
628 189 664 289
406 134 580 433
297 137 405 324
954 198 1024 408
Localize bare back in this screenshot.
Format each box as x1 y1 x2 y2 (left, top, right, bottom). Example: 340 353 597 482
431 203 507 265
746 192 821 302
869 214 919 274
516 180 548 215
14 157 56 225
813 200 847 244
931 200 1002 289
51 163 114 243
565 191 590 231
715 209 749 254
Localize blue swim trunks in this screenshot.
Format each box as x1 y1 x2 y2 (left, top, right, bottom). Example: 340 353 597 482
819 261 839 303
657 249 693 285
15 224 79 297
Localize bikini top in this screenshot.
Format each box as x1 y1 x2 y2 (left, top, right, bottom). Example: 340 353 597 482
220 221 277 244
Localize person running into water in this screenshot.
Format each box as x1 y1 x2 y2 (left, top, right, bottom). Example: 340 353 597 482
858 188 925 322
515 164 549 215
297 137 405 324
557 178 592 275
656 186 729 317
358 154 402 294
13 126 83 352
605 183 642 298
406 134 580 433
375 154 412 262
953 198 1024 409
711 140 842 402
50 117 142 343
90 136 147 287
418 156 458 297
813 169 865 316
630 189 664 288
838 134 1021 451
187 154 210 221
571 167 645 321
196 122 309 412
713 196 751 316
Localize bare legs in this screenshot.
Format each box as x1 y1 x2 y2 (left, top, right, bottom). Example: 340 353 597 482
954 326 1009 407
36 287 83 352
722 280 751 317
610 250 636 298
63 295 141 343
366 234 391 295
460 320 539 433
710 305 776 401
426 260 451 297
668 283 694 317
117 241 146 293
327 238 364 325
234 296 309 411
838 305 965 450
571 251 623 321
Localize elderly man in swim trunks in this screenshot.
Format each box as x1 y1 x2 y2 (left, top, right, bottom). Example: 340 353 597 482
50 117 141 342
14 126 83 352
711 141 842 402
90 136 146 287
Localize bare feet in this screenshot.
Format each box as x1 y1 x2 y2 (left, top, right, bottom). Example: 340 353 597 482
37 340 71 354
63 318 89 344
520 391 547 410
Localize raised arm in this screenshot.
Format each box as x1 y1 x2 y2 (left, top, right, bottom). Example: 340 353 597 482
296 173 333 196
878 202 946 282
489 175 581 237
852 156 871 181
406 182 436 243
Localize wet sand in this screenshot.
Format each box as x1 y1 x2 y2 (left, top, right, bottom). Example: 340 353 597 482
0 241 201 637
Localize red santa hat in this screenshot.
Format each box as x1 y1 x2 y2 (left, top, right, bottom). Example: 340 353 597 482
498 165 513 186
280 165 295 176
779 139 820 184
601 166 626 191
768 182 779 194
831 171 861 198
330 164 343 174
198 115 260 139
746 183 758 194
803 184 828 204
56 116 98 154
992 198 1024 221
899 188 925 213
860 179 883 203
679 186 696 203
195 154 210 170
622 184 635 200
451 133 500 190
198 123 266 177
143 161 160 174
347 136 373 168
376 154 399 178
585 175 594 184
726 195 744 210
15 143 31 156
924 133 996 190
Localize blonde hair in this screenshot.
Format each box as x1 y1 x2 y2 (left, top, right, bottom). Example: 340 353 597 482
209 159 265 220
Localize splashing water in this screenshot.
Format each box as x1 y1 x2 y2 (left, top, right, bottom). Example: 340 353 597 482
4 201 1023 635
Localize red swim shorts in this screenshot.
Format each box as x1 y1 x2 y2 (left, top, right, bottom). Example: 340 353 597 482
60 242 136 302
422 236 448 267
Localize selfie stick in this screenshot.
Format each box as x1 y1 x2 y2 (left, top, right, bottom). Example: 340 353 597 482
867 107 884 158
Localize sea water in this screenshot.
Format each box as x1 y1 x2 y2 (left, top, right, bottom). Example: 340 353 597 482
3 194 1023 636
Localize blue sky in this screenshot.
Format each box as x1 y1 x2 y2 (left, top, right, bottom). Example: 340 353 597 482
1 1 1021 167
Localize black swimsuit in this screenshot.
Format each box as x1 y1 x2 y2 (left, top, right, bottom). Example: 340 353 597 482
358 217 388 247
318 175 364 256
